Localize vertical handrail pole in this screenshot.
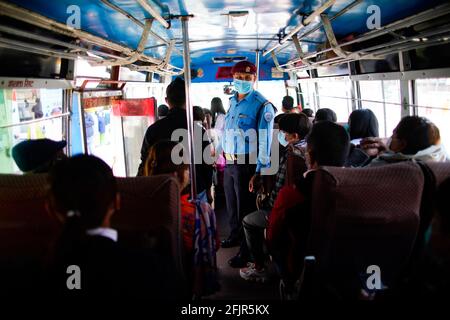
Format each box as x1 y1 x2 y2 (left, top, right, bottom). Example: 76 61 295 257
255 50 260 90
181 16 197 200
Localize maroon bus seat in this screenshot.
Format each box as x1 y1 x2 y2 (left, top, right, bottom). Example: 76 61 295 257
114 175 184 277
304 162 423 298
426 162 450 188
285 151 307 187
0 173 184 292
424 162 450 258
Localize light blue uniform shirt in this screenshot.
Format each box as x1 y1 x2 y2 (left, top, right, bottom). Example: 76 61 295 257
222 90 275 173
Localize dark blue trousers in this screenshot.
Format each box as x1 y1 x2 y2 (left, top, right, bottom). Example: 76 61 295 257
223 163 257 243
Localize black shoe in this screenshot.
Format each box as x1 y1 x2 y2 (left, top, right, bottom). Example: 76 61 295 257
221 237 240 248
228 254 249 268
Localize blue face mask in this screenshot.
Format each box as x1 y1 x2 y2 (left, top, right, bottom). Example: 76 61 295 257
278 131 289 147
234 79 253 95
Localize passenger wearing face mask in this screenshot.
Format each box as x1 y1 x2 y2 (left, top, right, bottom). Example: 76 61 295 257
238 113 310 281
221 61 277 268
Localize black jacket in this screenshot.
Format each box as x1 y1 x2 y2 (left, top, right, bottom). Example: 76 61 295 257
49 234 180 300
137 107 213 193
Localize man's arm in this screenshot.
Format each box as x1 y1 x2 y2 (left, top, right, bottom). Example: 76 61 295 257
256 103 275 173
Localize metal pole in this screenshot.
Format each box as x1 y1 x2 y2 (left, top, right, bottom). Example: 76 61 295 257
255 50 260 90
181 17 197 200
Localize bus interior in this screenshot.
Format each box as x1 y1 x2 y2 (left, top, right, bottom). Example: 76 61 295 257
0 0 450 305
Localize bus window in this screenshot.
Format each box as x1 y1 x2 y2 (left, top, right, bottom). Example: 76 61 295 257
191 83 232 112
416 78 450 152
0 88 64 174
83 107 126 177
257 81 288 114
359 80 402 138
316 78 352 123
300 81 318 111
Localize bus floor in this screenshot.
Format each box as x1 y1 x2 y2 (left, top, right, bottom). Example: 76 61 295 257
206 192 279 300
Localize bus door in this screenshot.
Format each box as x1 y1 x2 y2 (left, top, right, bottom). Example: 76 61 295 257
75 88 127 177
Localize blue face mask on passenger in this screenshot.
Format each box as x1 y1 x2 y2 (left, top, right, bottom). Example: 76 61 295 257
278 131 289 147
234 79 253 95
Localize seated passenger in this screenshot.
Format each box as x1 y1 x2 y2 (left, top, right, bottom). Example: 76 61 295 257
366 116 448 166
239 113 311 280
12 138 67 173
157 104 169 119
144 140 220 296
314 108 337 123
348 109 379 145
47 154 177 299
274 96 295 124
345 109 379 167
301 108 314 118
265 121 350 291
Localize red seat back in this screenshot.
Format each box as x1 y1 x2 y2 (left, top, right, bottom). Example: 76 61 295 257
0 173 183 290
306 162 423 296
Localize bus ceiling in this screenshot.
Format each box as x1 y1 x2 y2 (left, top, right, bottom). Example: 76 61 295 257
0 0 450 82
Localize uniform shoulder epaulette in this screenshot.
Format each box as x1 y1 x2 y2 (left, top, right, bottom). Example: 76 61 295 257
253 91 268 104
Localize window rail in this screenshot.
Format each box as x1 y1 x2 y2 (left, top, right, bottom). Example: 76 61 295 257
0 112 71 129
298 91 448 111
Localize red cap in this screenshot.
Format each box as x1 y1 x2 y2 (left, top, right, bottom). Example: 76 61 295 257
231 61 257 75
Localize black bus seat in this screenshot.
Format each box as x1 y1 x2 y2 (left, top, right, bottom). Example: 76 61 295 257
301 162 423 299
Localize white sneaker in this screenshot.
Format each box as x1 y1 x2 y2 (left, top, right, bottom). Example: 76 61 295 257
239 263 268 282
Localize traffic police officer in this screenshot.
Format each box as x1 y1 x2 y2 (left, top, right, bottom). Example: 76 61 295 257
221 61 276 268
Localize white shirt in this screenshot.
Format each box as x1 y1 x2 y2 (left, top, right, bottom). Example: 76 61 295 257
86 227 118 242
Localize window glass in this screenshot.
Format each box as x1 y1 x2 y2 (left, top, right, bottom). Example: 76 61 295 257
299 81 317 111
359 80 401 138
83 105 126 177
416 78 450 153
316 78 352 123
0 88 64 174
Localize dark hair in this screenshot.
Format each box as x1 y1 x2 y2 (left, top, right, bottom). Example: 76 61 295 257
306 121 350 167
348 109 379 140
301 108 314 118
166 77 186 108
144 140 189 179
203 108 212 117
158 104 169 117
49 155 116 239
282 96 294 110
394 116 436 155
314 108 337 123
211 97 225 127
278 113 311 139
193 106 205 122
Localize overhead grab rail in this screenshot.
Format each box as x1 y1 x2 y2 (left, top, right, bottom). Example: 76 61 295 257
136 0 170 29
0 0 133 56
262 0 363 62
272 2 450 73
263 0 337 57
0 0 182 76
91 19 159 66
99 0 182 56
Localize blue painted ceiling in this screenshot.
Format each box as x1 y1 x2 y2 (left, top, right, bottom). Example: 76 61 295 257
6 0 448 70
